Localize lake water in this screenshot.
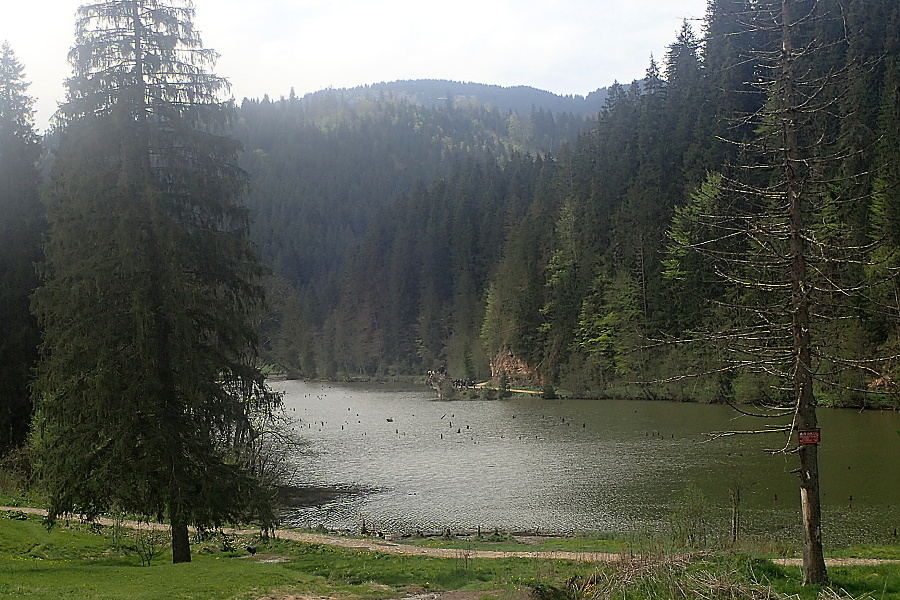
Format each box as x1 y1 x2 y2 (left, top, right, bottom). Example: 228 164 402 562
273 380 899 546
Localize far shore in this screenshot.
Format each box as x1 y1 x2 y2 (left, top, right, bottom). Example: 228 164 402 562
266 376 900 410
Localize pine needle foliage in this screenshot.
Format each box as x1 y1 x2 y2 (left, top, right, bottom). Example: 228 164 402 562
30 0 277 563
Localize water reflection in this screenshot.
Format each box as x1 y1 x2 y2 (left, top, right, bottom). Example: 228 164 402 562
274 380 899 545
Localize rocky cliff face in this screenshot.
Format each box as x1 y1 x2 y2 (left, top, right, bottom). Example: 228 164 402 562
490 348 542 385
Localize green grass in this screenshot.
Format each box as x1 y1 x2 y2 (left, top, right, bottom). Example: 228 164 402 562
823 565 900 600
1 554 305 600
827 544 900 560
751 558 900 600
0 515 305 600
280 541 586 590
2 511 899 600
0 513 586 600
0 478 45 511
563 554 900 600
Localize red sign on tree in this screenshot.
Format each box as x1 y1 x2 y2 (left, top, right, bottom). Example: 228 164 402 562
799 429 821 445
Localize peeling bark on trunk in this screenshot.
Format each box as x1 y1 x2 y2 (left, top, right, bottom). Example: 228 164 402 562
799 443 827 584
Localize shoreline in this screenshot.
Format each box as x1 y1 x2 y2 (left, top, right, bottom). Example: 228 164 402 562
269 377 900 410
3 506 898 566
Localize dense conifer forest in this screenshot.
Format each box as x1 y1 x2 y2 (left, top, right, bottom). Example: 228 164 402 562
2 0 899 464
240 0 900 409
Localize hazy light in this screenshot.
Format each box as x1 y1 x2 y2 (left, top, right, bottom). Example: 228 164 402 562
0 0 707 131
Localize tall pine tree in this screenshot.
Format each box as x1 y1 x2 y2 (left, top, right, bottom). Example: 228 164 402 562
0 41 43 453
31 1 276 563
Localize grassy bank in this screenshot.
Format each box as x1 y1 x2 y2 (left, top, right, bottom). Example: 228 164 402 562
2 510 899 600
0 511 584 600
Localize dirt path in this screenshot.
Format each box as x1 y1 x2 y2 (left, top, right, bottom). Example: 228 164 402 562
473 382 541 395
239 528 621 561
1 506 616 561
3 506 898 566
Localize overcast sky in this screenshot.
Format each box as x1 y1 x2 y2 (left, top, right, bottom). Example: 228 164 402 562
2 0 708 131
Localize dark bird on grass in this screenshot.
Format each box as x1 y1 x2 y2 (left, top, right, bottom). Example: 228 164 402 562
247 546 257 555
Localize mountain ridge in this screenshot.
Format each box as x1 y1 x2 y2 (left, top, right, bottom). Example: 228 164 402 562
292 78 611 116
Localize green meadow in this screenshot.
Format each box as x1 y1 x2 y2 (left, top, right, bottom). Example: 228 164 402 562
1 510 899 600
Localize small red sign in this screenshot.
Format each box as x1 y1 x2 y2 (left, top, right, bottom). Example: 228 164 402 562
799 429 821 445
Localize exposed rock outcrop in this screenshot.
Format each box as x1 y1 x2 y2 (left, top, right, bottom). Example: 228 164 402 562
490 348 541 385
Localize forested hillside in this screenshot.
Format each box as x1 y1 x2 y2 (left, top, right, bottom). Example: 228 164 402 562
246 0 900 408
236 87 593 287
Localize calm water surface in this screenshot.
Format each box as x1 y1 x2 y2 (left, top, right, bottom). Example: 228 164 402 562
273 380 899 545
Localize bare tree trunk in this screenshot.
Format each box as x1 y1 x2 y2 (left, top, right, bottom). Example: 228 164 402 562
798 441 827 584
729 481 741 547
782 0 827 585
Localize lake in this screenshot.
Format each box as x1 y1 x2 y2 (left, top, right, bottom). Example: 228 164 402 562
273 380 899 546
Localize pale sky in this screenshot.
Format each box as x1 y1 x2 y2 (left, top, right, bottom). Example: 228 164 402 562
1 0 708 131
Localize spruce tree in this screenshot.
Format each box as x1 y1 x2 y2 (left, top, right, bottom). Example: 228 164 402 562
0 41 43 453
31 1 276 563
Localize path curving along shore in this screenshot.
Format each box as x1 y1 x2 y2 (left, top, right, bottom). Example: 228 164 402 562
2 506 897 566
